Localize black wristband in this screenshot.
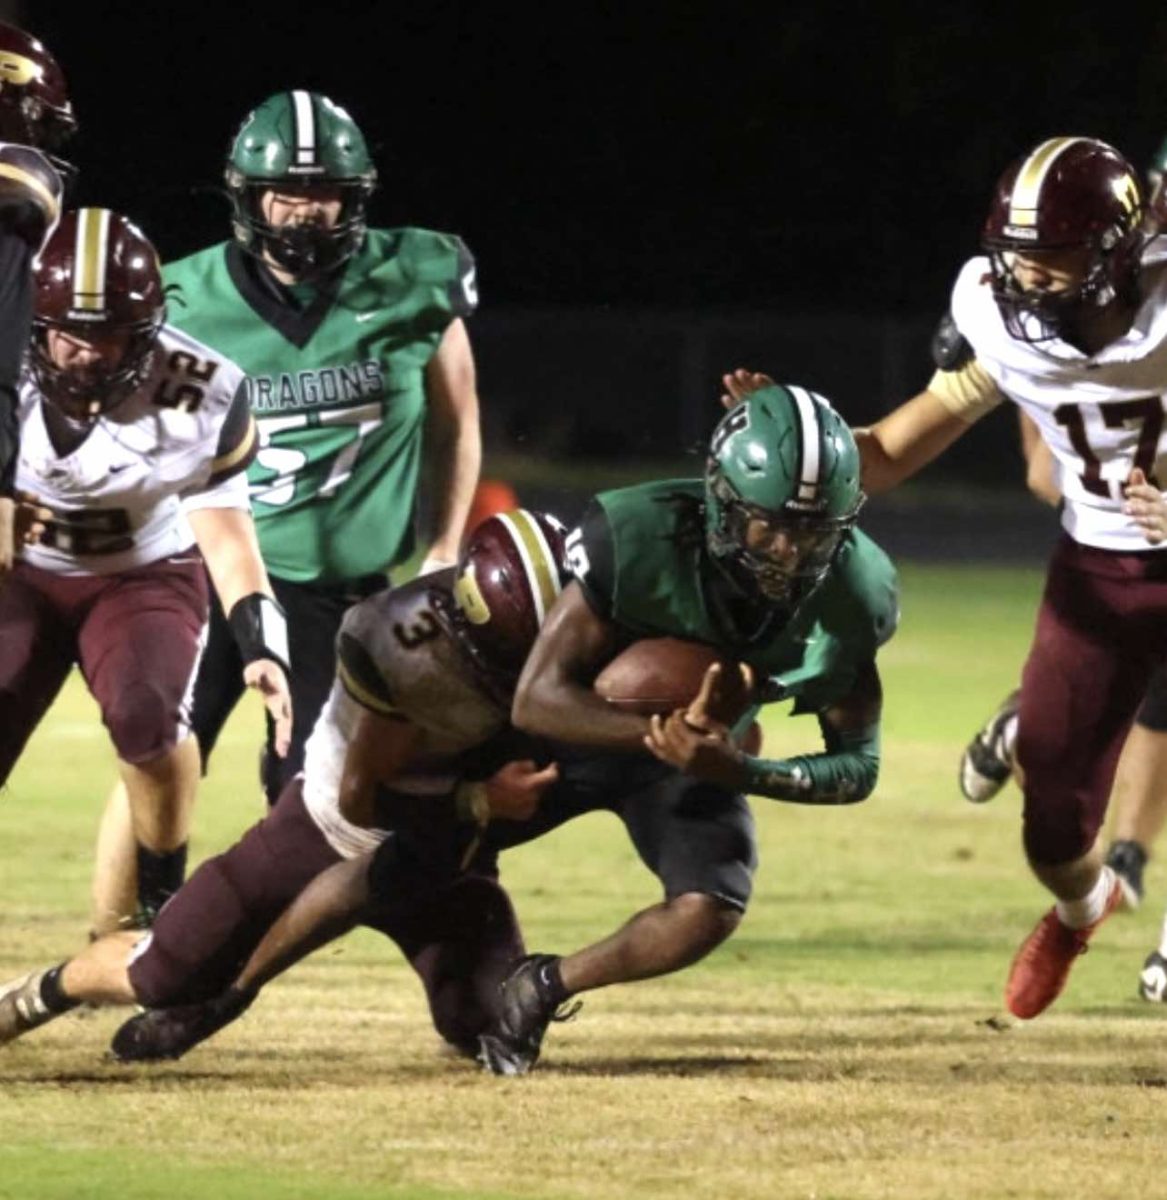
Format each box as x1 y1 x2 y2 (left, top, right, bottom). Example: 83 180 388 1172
227 592 290 675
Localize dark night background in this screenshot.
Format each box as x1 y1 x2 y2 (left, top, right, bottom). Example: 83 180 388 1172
17 2 1167 550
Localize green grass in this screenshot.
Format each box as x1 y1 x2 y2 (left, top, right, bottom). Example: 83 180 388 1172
2 561 1166 1200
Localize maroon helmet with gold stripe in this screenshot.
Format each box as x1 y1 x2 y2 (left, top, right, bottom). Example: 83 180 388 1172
30 208 166 420
444 509 570 694
0 22 76 169
982 136 1145 342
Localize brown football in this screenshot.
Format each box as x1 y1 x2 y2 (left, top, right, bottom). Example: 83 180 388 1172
594 637 752 723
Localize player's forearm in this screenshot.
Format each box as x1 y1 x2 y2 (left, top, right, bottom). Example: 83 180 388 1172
421 401 481 562
741 721 880 804
512 673 649 751
188 506 275 612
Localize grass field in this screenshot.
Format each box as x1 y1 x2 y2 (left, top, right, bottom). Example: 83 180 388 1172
2 562 1166 1200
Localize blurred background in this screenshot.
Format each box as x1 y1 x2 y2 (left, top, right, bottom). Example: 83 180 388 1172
16 0 1167 558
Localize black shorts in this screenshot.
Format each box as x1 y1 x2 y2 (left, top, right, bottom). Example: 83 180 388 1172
369 748 758 913
1137 660 1167 732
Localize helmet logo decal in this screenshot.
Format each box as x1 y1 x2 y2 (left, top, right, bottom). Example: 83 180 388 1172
788 385 823 504
453 565 492 626
498 509 563 625
1114 172 1140 218
71 206 109 316
0 49 41 87
710 404 749 457
291 90 316 166
1009 136 1080 229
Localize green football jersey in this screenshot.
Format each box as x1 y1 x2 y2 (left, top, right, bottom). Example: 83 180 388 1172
162 227 477 583
572 480 899 712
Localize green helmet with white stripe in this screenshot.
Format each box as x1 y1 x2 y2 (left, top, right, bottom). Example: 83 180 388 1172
705 384 864 603
224 90 377 279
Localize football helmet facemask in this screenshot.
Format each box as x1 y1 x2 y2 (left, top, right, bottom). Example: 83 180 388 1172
31 208 165 422
439 509 571 700
225 90 377 281
705 385 864 604
0 22 76 179
983 136 1145 343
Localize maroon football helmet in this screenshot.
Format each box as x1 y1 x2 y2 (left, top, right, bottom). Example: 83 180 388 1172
0 22 76 170
443 509 570 695
31 208 166 421
982 136 1145 342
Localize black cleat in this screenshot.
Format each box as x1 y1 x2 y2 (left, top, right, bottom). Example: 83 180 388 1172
1139 950 1167 1001
477 954 580 1077
0 972 56 1046
109 987 255 1063
1106 839 1148 912
959 689 1020 803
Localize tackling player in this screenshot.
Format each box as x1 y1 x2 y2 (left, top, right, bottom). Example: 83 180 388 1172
0 208 292 934
848 136 1167 1019
104 385 899 1076
0 510 567 1057
93 90 482 926
0 21 72 576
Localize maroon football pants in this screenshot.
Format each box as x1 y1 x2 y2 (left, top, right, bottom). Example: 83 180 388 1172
128 781 523 1051
1017 535 1167 865
0 554 207 780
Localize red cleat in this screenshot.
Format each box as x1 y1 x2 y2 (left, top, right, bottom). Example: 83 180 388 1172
1005 873 1122 1019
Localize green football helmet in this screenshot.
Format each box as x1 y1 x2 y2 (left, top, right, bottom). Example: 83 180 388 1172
225 90 377 279
705 384 864 603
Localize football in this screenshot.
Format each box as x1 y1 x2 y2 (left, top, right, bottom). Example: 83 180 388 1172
594 637 753 724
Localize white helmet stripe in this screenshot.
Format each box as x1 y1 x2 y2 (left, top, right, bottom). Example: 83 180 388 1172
789 385 822 503
496 509 562 627
292 90 316 166
1009 136 1081 228
73 207 109 312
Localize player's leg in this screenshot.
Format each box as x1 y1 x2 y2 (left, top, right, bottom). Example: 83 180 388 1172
107 782 345 1061
479 761 756 1074
0 563 78 785
365 866 525 1057
80 557 208 935
1005 540 1162 1018
1104 665 1167 910
260 575 382 807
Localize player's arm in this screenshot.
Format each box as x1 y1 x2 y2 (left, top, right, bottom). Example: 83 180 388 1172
512 501 654 750
184 380 291 751
1019 411 1060 506
854 313 1002 495
419 317 482 571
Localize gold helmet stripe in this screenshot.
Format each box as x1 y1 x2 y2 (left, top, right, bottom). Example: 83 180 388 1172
497 509 562 627
292 89 316 166
72 207 109 312
0 162 59 223
0 49 43 87
1009 136 1083 228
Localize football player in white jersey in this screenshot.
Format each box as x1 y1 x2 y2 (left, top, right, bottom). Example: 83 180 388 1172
0 21 72 576
0 207 292 935
844 136 1167 1019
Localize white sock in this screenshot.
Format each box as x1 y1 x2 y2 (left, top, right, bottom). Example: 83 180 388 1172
1157 911 1167 959
1056 866 1116 930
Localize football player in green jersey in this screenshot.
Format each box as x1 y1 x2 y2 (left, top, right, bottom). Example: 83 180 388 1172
480 382 898 1072
92 91 482 933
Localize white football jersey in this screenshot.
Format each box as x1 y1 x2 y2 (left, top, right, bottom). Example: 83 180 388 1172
951 240 1167 551
18 324 257 575
301 571 508 859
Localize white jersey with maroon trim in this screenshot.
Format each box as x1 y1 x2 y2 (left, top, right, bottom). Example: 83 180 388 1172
17 324 257 575
949 239 1167 551
301 571 507 859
